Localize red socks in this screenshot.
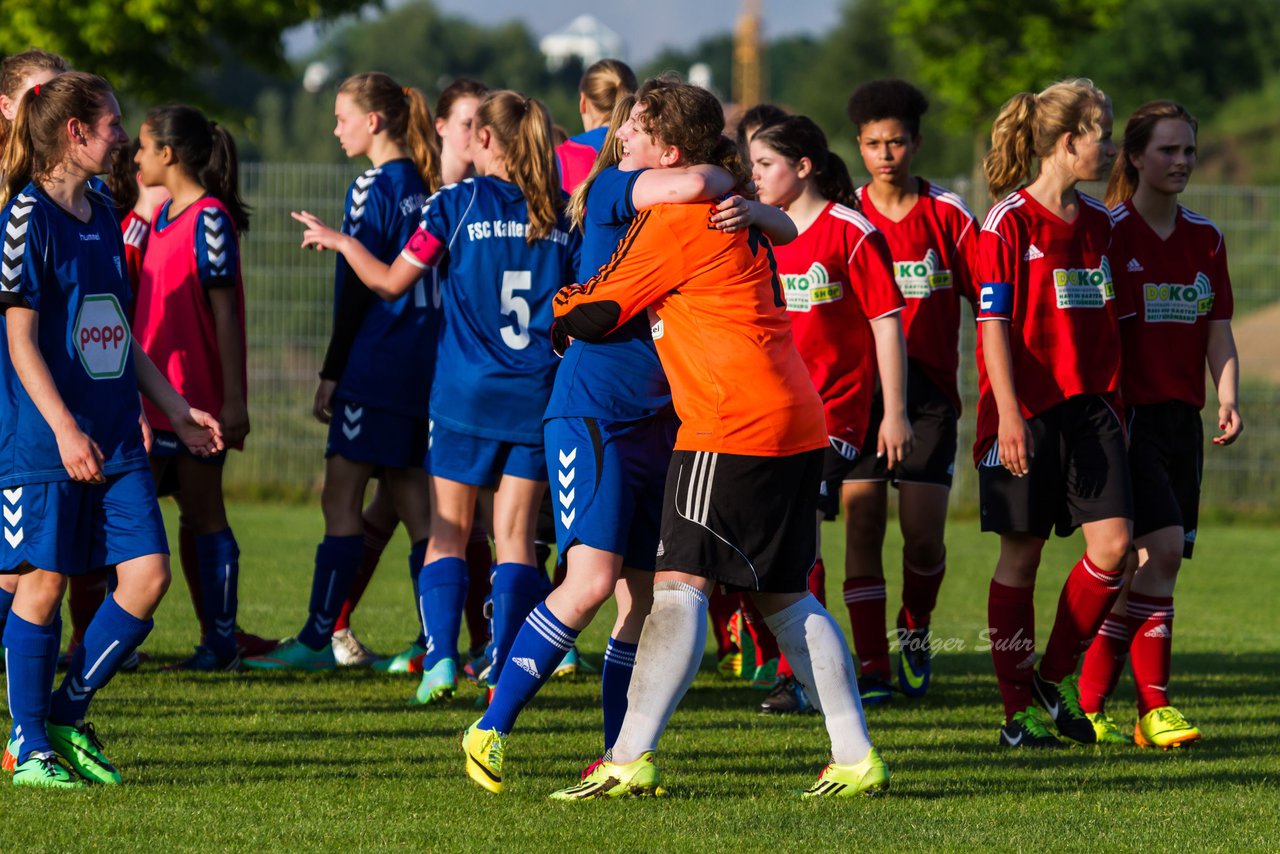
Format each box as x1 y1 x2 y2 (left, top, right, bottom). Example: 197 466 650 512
808 558 827 606
708 586 738 658
464 531 493 653
1078 613 1134 713
67 572 109 647
900 556 945 631
988 579 1036 721
740 596 779 666
1039 554 1125 683
843 577 889 680
334 519 394 634
1128 592 1174 715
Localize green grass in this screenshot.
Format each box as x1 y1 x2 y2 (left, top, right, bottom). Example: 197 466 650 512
3 501 1279 850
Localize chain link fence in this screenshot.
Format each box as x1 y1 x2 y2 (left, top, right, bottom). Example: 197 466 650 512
234 164 1280 511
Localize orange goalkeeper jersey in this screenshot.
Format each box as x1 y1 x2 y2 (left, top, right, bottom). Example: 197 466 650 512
553 203 827 457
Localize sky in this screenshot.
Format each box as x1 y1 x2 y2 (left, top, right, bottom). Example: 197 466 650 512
289 0 842 63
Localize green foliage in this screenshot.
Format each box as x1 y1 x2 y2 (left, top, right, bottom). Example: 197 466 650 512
2 503 1278 847
0 0 367 104
889 0 1124 133
253 0 582 163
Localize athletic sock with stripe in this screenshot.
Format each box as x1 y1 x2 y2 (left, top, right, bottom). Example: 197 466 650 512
479 602 578 734
50 595 152 726
418 556 469 671
297 535 364 650
601 637 637 752
3 612 59 763
195 528 240 660
486 563 549 687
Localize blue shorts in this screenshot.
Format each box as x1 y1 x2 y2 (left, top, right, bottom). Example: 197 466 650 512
544 414 677 572
428 421 545 487
1 468 168 576
326 399 430 471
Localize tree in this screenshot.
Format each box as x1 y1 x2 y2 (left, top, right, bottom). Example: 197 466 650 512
889 0 1124 189
0 0 368 104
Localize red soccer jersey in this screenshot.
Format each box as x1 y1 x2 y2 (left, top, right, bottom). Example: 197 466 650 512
973 189 1134 464
857 179 979 412
1111 201 1233 409
775 202 904 452
120 209 149 295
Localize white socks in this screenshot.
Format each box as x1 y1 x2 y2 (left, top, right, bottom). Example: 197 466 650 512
609 581 708 764
765 594 874 765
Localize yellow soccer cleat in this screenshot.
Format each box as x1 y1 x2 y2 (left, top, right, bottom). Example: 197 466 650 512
549 751 666 800
802 747 890 798
461 721 506 794
1135 706 1201 750
1086 711 1132 745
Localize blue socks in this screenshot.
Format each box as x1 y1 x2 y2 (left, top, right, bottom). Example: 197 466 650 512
601 637 637 751
0 586 14 646
50 594 152 727
486 563 550 687
409 540 428 647
298 534 364 650
195 528 239 660
3 612 60 763
418 557 468 670
480 602 578 734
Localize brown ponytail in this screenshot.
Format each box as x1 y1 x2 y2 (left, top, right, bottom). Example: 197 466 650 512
339 72 443 193
476 91 563 243
579 59 638 121
751 115 856 208
1 72 112 206
568 94 634 230
1104 100 1197 207
984 78 1111 201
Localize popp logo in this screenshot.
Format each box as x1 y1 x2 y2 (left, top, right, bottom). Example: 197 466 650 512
72 294 130 379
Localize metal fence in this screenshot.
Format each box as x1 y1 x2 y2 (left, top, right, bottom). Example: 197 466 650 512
234 164 1280 510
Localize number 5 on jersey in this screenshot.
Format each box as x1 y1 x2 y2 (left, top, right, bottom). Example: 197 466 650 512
501 270 532 350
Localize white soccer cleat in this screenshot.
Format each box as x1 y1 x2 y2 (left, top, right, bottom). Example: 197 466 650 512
332 628 379 666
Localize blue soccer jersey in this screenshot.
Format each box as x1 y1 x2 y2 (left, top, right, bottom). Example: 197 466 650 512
0 183 146 487
569 126 608 152
330 160 434 417
401 176 580 444
543 165 672 422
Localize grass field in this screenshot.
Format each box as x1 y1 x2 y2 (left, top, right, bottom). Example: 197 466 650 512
2 500 1278 851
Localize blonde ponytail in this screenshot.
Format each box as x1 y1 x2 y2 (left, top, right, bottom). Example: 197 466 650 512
477 91 563 243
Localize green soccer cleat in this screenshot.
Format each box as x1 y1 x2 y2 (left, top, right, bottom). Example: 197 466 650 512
1032 671 1096 744
373 641 427 674
553 646 582 678
414 658 457 705
802 747 891 798
242 637 336 671
12 752 85 789
1135 706 1202 750
998 707 1064 749
1086 710 1132 745
750 657 779 690
461 721 506 794
47 721 121 785
548 751 666 800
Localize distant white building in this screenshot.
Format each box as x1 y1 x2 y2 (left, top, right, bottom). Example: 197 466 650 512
540 15 626 70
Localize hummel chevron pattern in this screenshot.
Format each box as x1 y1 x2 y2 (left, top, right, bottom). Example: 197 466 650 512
557 448 576 529
2 194 34 293
342 405 364 441
346 169 379 236
204 211 228 276
3 487 23 549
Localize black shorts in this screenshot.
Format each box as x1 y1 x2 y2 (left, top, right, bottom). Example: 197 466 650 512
1129 401 1202 559
819 362 959 519
151 430 227 498
657 448 823 593
978 394 1133 538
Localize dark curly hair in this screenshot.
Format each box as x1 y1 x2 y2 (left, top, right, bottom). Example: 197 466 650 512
847 79 929 137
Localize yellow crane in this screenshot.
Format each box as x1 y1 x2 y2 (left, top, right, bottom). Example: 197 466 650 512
733 0 763 108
